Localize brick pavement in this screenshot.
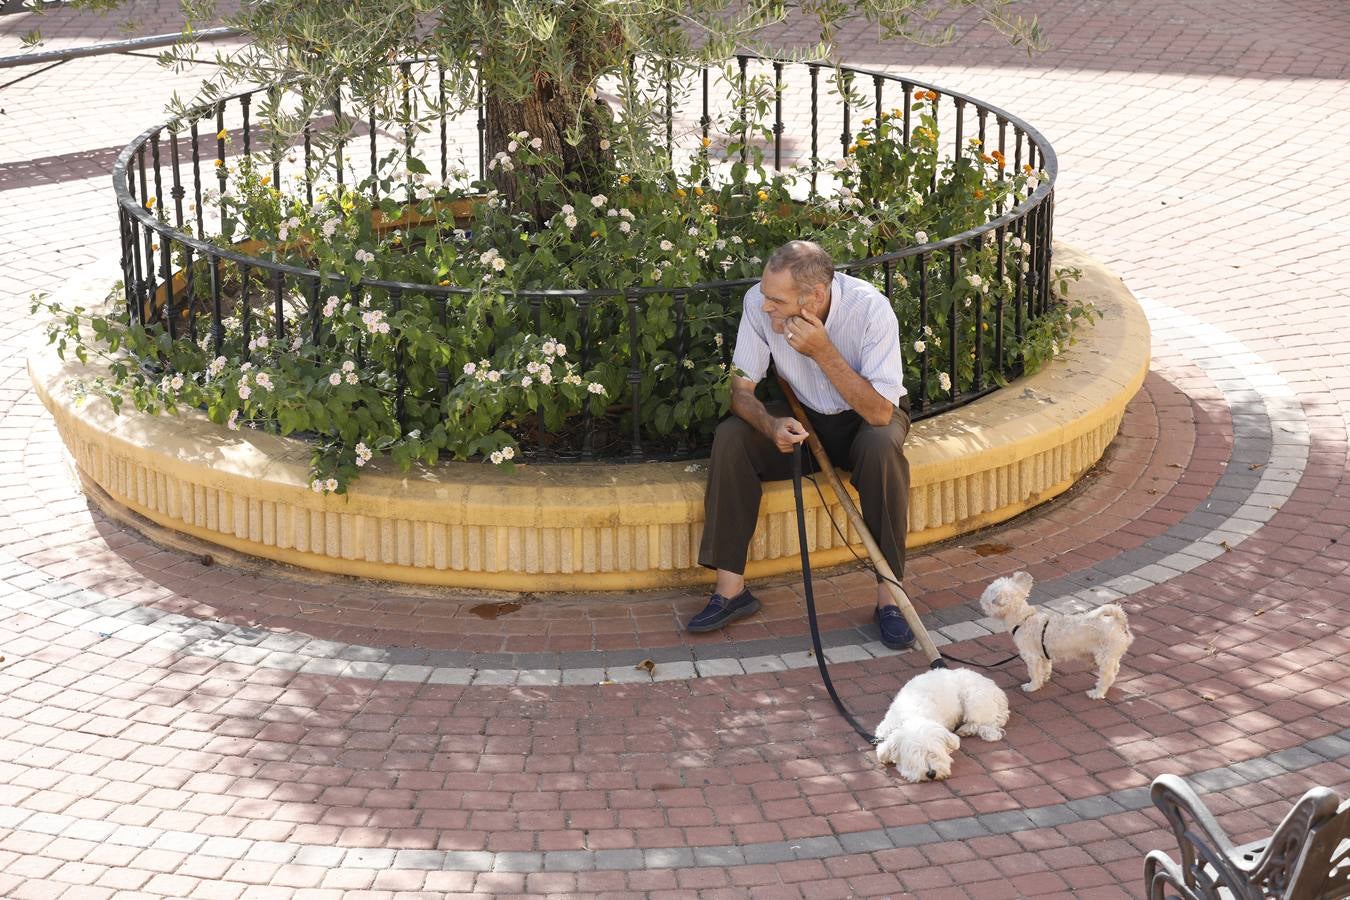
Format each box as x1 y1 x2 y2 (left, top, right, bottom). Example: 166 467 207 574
3 1 1350 897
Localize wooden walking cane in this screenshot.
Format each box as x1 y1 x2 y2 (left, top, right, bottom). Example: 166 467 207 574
776 377 944 666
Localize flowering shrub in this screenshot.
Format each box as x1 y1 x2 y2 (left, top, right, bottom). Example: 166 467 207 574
37 94 1092 492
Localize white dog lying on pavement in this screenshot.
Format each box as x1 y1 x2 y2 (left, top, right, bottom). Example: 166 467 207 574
874 667 1009 782
978 570 1133 699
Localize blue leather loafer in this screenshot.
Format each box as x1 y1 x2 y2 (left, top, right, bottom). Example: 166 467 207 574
874 604 915 650
686 589 761 633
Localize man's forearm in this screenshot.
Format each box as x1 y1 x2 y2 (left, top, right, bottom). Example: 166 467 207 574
731 387 780 439
815 348 896 426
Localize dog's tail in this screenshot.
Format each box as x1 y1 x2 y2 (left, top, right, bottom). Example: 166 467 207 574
1094 604 1133 642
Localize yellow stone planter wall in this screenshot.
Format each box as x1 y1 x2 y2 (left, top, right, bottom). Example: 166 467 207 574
30 246 1148 591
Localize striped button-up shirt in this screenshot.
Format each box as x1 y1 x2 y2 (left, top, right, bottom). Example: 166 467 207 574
731 272 906 415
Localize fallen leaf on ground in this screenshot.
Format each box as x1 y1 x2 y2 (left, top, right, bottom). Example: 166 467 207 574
636 659 656 674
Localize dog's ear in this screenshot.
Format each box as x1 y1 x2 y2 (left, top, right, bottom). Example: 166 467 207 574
1011 571 1034 596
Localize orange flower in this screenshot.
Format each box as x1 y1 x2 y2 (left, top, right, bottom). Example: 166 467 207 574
590 230 599 238
700 136 711 149
974 190 985 200
694 186 704 197
980 153 994 164
1023 163 1034 174
144 196 156 210
260 176 271 186
213 159 224 168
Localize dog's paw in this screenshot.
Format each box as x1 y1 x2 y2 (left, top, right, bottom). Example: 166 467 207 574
1021 682 1041 693
975 727 1004 742
1086 688 1107 699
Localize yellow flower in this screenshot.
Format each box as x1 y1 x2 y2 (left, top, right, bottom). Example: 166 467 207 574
213 159 224 168
694 186 704 197
863 117 873 125
982 322 989 331
756 190 768 201
856 138 870 148
847 144 857 154
968 138 982 147
700 137 711 149
619 174 630 185
144 196 156 210
590 230 599 238
261 176 270 186
439 279 450 286
892 107 903 117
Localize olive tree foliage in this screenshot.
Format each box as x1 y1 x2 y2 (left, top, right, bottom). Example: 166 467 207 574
55 0 1041 204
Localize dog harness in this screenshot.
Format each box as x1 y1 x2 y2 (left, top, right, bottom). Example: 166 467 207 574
1012 617 1052 661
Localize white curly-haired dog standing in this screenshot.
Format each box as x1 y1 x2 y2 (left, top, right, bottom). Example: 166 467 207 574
874 668 1009 782
979 570 1133 699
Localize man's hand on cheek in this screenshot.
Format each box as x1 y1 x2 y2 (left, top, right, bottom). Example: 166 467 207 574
784 310 829 358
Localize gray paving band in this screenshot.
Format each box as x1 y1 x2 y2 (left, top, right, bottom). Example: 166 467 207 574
0 299 1309 683
1 726 1346 873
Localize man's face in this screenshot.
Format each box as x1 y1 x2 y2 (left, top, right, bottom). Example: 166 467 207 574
760 268 825 334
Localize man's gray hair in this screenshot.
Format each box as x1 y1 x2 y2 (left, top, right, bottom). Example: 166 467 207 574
764 240 835 292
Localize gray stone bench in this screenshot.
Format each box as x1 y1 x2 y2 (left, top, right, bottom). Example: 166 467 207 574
1145 773 1349 899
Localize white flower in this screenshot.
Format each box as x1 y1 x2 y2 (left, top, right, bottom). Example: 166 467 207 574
520 375 533 388
170 374 185 391
278 226 289 242
324 478 338 493
651 269 662 280
237 384 252 400
1027 177 1039 191
599 139 611 151
407 430 421 440
464 362 477 375
607 208 618 217
311 479 324 493
564 373 583 386
587 382 605 395
914 231 929 244
345 372 358 385
1052 341 1060 356
452 228 467 241
291 335 303 351
415 185 433 201
516 130 530 141
590 194 607 208
913 340 926 353
501 446 515 460
361 310 387 335
967 273 984 289
322 218 339 238
287 217 300 228
486 370 500 382
378 322 390 334
542 340 557 356
323 295 340 317
714 333 724 349
660 240 674 252
619 221 631 234
563 214 578 229
254 372 273 391
938 371 952 392
687 227 698 236
342 360 356 373
561 204 574 215
354 249 375 263
683 359 695 370
489 450 504 465
923 325 934 337
530 137 543 150
207 356 227 378
329 372 341 386
507 140 519 152
730 235 742 244
227 409 240 431
539 370 552 385
619 208 633 220
240 362 254 372
491 256 506 272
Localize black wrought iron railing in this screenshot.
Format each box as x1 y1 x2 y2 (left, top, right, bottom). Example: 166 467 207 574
110 56 1058 460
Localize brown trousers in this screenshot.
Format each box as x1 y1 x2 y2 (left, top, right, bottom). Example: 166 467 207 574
698 397 912 577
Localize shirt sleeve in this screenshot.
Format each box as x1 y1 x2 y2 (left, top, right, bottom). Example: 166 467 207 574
730 287 771 384
858 297 906 406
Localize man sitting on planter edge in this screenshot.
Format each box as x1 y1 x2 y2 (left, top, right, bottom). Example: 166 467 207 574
687 239 915 649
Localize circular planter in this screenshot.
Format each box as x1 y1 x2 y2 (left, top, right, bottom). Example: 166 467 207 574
30 245 1148 591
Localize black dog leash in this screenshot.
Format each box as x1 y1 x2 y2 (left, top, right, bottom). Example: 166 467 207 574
792 443 879 744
